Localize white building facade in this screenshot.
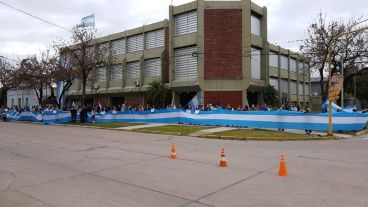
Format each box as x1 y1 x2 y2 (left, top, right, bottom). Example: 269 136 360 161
7 87 53 107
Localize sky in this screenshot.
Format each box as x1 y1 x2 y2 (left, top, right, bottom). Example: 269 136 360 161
0 0 367 62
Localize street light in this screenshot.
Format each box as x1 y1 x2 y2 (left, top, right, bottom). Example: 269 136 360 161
327 26 368 137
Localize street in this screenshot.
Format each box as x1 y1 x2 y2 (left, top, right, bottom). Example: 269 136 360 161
0 122 367 207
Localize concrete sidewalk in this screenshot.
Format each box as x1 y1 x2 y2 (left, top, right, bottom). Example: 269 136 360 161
116 123 170 130
263 128 353 138
189 126 353 138
189 127 236 136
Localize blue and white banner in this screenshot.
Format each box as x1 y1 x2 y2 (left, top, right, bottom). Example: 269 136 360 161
4 109 368 131
343 104 357 112
80 14 95 28
322 100 342 113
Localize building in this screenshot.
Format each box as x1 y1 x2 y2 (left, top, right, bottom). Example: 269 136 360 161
7 87 55 108
67 0 311 108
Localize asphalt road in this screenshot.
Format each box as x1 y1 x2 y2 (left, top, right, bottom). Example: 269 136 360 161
0 122 367 207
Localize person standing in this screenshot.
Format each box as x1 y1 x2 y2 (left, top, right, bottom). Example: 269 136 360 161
91 108 96 123
80 107 87 123
304 107 312 136
71 107 77 122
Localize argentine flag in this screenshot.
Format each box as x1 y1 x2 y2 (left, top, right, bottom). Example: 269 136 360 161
188 92 202 111
80 14 95 28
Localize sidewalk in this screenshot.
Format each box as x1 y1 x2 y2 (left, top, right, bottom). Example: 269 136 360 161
189 126 353 139
263 128 353 138
189 127 236 136
116 123 170 130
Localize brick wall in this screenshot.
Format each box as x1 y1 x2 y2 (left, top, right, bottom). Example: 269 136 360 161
125 95 143 106
204 91 242 108
204 9 242 79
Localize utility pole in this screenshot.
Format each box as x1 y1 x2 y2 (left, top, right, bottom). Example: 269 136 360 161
341 59 344 108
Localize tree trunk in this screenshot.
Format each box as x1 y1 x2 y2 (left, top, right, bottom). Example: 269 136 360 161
0 87 8 107
48 83 55 98
319 69 327 102
38 85 44 107
81 79 86 107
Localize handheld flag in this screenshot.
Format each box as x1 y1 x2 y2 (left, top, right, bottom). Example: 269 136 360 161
188 92 201 111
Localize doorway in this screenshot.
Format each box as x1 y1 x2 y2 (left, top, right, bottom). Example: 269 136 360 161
247 91 258 107
179 92 197 108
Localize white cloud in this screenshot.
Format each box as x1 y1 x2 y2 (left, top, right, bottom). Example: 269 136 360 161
0 0 367 59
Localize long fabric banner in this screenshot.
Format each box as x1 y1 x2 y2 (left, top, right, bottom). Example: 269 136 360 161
4 109 368 131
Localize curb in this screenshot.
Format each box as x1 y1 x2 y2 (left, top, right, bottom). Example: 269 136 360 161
198 134 341 141
354 129 368 136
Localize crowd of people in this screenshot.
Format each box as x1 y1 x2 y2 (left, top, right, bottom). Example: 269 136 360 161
185 103 312 112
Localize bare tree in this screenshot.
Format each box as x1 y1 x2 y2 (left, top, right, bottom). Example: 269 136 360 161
18 53 57 106
0 60 16 106
300 13 368 101
54 26 109 106
51 53 77 108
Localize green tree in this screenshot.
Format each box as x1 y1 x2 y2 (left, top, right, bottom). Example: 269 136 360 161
146 80 171 108
263 85 278 107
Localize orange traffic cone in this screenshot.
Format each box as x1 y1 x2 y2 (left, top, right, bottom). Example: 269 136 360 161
170 143 177 159
278 154 288 176
218 148 228 167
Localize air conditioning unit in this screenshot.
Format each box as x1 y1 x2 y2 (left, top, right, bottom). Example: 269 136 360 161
134 80 140 87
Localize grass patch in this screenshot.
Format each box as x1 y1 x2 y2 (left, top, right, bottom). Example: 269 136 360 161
64 122 141 128
134 125 210 136
205 129 337 141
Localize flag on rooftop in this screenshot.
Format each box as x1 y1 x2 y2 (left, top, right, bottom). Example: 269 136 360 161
79 14 95 28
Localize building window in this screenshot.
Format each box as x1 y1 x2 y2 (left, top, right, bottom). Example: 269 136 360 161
60 53 72 68
305 65 310 77
174 10 197 36
174 46 197 79
290 58 297 72
145 29 164 49
98 42 110 56
304 83 310 95
290 81 297 95
127 34 144 52
269 78 279 91
25 98 29 107
281 79 289 93
111 39 126 55
110 65 123 80
251 15 261 36
18 98 21 106
126 61 140 79
96 67 106 82
145 58 161 77
11 98 14 106
280 55 288 70
298 82 304 95
251 48 261 79
269 51 278 68
298 62 304 74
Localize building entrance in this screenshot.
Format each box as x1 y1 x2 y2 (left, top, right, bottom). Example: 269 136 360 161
247 92 258 107
179 92 197 108
111 97 125 107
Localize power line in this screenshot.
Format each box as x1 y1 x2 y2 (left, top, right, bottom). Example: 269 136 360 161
0 0 71 32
